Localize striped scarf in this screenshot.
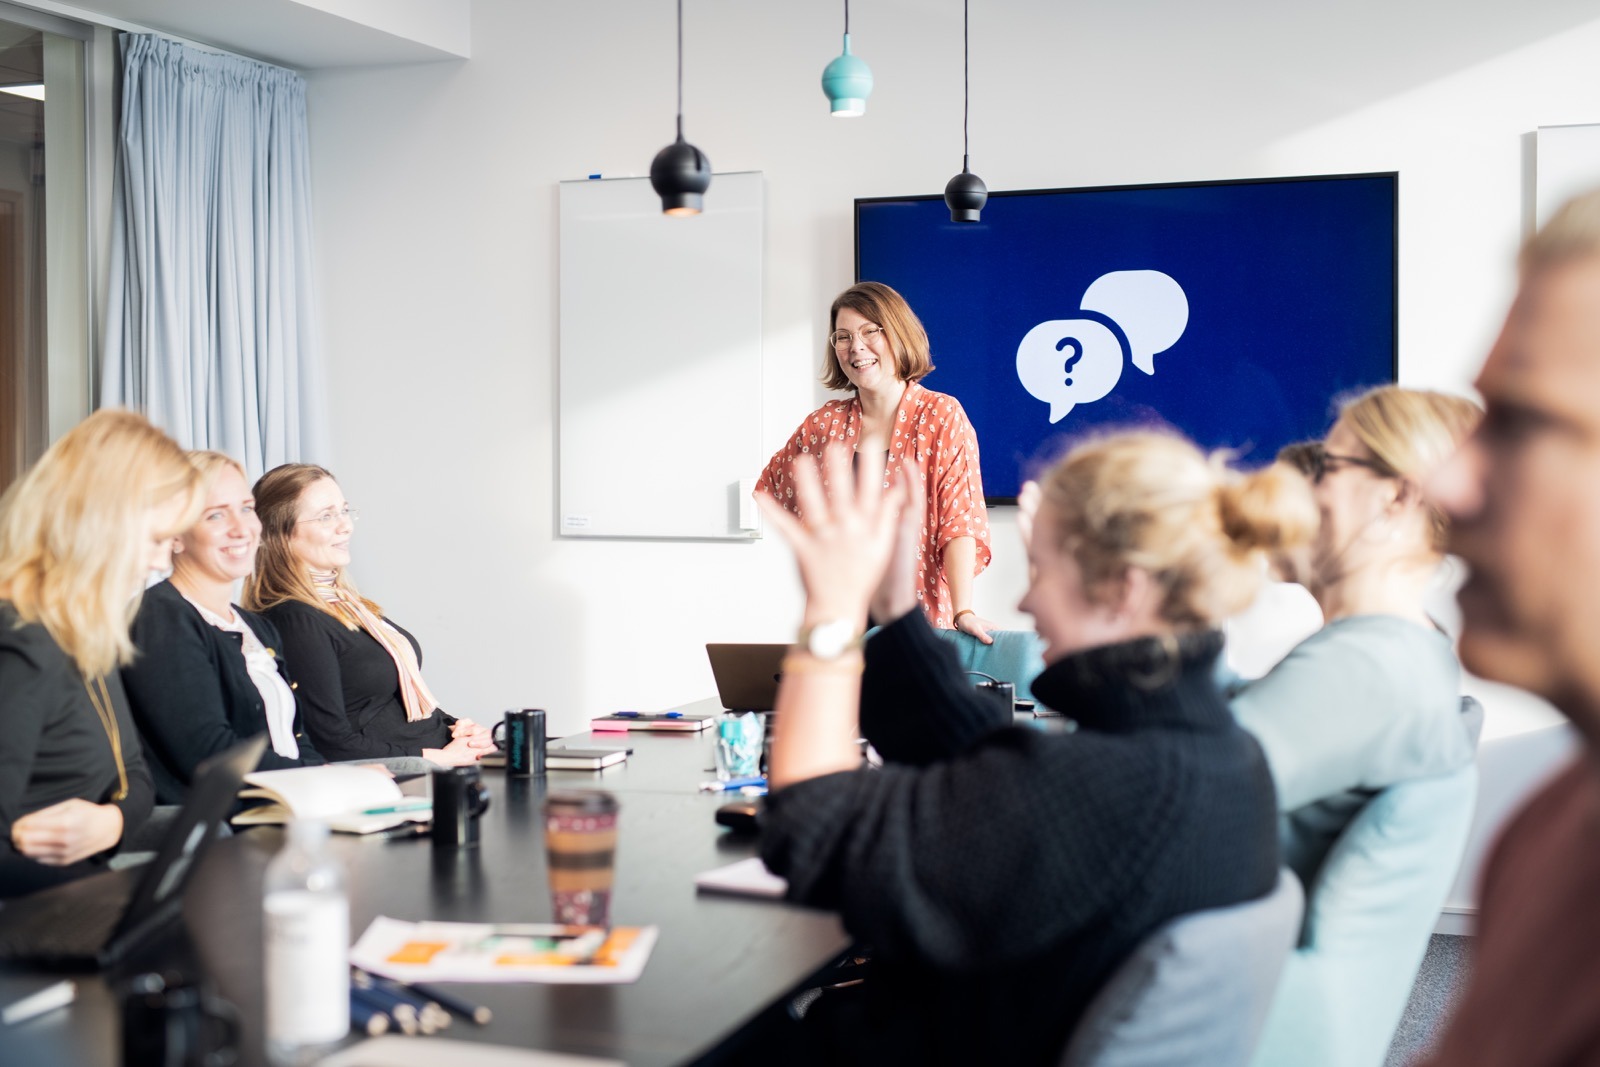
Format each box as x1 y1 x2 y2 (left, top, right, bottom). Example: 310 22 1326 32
310 570 440 723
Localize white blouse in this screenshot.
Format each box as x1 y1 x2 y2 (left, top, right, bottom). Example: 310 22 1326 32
186 597 300 759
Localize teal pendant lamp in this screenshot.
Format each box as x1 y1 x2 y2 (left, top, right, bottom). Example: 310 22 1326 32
650 0 712 216
943 0 987 222
821 0 873 117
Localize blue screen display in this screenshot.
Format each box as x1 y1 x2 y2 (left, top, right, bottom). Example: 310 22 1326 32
855 174 1398 500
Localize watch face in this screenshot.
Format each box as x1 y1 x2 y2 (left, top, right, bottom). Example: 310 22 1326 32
808 619 855 659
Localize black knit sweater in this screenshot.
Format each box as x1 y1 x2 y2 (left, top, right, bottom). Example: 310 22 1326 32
760 610 1280 1065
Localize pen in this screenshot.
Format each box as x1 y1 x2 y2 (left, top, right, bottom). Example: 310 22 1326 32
351 985 418 1034
1 979 75 1026
407 981 493 1025
663 712 684 719
352 969 450 1032
348 991 392 1036
361 799 432 815
698 776 767 793
611 711 641 718
374 823 432 843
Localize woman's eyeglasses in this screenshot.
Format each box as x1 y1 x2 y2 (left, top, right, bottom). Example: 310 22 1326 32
1307 444 1393 484
296 507 359 527
829 325 884 351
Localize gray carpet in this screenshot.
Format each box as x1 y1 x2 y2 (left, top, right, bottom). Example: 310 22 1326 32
1384 934 1474 1066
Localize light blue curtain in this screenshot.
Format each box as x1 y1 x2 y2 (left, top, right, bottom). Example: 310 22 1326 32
103 34 324 475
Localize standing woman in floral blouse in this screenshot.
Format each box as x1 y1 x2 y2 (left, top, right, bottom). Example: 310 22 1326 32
756 282 995 640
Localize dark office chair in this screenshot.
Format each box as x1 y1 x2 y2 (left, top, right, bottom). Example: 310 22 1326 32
1059 870 1303 1067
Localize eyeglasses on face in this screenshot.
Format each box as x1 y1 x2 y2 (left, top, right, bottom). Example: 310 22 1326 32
296 506 359 527
1308 443 1394 485
830 325 885 351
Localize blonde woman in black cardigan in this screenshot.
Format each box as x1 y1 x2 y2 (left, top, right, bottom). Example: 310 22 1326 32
750 431 1314 1065
0 411 200 897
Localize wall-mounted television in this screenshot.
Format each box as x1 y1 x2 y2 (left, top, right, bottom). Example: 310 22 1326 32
855 173 1398 502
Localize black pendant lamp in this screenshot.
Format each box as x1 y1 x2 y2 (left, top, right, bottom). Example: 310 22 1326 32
650 0 711 216
943 0 987 223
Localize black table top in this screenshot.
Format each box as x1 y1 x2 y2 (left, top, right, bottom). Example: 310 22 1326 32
2 701 849 1067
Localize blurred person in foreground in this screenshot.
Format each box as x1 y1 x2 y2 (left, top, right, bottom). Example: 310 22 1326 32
1421 186 1600 1064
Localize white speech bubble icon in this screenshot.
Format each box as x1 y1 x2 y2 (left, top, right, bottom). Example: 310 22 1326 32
1016 318 1124 423
1079 270 1189 376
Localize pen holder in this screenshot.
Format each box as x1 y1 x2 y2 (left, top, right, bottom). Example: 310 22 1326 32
431 766 490 849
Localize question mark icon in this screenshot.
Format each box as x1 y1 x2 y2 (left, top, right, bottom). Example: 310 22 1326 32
1057 337 1084 385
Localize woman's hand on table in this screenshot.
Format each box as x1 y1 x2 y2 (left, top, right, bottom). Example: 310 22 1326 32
756 440 906 626
11 799 125 865
450 718 497 750
424 734 491 766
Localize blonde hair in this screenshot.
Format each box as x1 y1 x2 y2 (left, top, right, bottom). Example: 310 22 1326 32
1521 185 1600 275
821 281 935 391
1040 431 1318 630
1335 386 1482 552
186 450 247 493
242 462 381 626
0 409 204 675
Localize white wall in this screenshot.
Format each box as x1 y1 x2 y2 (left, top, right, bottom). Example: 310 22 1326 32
303 1 1600 736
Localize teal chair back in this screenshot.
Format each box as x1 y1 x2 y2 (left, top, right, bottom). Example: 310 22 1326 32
933 628 1047 702
1249 762 1479 1067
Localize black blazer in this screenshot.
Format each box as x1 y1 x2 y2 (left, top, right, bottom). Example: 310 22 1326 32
123 580 325 804
0 601 154 898
261 599 453 761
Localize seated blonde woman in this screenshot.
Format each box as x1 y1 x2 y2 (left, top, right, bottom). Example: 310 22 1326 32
1228 385 1483 885
123 452 329 804
242 464 491 765
748 430 1314 1065
0 410 201 897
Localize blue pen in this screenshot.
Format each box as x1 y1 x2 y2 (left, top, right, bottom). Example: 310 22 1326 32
612 711 641 718
664 712 684 719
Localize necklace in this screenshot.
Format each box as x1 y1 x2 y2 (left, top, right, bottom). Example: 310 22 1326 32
83 675 129 802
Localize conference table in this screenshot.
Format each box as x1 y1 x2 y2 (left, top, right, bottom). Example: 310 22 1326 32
3 698 850 1067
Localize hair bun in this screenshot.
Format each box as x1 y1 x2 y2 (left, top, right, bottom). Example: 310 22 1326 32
1217 463 1318 554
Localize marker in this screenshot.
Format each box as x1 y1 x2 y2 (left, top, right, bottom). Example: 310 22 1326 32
1 979 75 1025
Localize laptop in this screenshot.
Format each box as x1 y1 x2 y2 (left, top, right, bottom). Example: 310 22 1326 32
0 734 266 971
706 643 789 712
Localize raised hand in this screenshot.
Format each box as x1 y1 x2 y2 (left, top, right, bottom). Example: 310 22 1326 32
756 439 907 628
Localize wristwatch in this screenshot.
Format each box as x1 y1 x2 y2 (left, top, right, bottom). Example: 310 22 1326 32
797 619 864 660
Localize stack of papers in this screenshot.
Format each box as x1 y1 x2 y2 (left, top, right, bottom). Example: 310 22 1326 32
350 918 659 985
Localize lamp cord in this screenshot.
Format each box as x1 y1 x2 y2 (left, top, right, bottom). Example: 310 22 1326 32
676 0 684 139
845 0 850 35
962 0 969 169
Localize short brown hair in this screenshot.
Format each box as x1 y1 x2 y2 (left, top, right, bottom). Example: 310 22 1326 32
242 462 381 623
820 281 935 391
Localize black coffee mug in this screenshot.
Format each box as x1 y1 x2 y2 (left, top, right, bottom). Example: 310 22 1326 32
491 708 547 778
122 971 240 1067
432 765 491 848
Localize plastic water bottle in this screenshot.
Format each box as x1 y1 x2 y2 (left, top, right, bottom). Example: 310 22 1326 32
264 820 349 1065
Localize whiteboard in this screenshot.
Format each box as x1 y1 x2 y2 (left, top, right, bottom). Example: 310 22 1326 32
558 173 763 540
1537 124 1600 228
